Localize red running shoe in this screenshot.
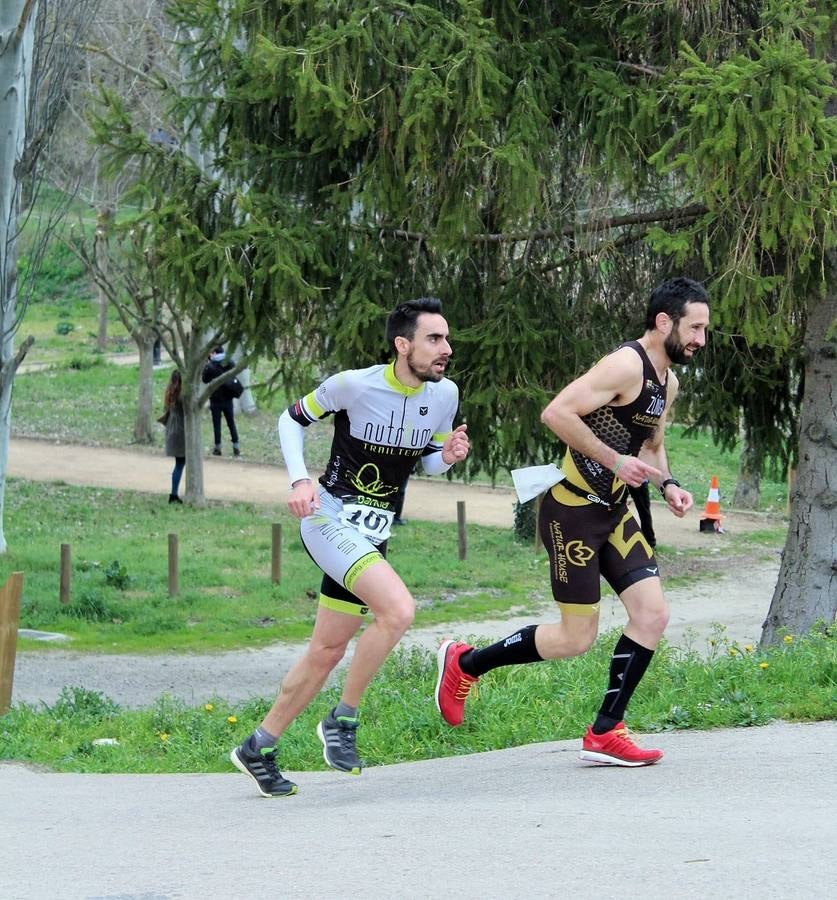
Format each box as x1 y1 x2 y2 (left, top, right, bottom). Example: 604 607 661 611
579 722 663 767
435 640 478 727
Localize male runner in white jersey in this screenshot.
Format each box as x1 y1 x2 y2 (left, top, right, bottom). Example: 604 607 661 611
436 277 709 765
231 297 470 796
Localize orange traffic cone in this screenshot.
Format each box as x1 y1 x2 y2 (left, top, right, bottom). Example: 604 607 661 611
699 476 725 533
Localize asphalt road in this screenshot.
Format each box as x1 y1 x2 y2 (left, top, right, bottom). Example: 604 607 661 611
2 720 835 900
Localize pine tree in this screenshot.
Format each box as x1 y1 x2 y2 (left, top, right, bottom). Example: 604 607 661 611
93 1 835 638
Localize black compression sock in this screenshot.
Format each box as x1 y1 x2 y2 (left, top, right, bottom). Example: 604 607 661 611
460 625 543 678
592 633 654 734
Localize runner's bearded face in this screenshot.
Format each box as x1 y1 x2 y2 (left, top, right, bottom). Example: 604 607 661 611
405 313 452 383
664 302 709 365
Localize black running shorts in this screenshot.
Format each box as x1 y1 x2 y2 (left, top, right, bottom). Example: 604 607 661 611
538 484 659 615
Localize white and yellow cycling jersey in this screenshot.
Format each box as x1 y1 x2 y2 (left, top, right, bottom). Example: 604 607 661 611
285 361 459 516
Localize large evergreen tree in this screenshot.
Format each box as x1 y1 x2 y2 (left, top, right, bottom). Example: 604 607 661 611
93 0 835 640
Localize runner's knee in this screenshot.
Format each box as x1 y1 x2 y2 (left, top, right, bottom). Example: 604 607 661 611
628 601 669 638
307 635 352 672
375 598 415 636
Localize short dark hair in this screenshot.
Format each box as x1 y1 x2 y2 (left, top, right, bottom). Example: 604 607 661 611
645 277 709 330
385 297 443 347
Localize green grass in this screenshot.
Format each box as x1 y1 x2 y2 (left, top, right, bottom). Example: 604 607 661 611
17 225 133 365
0 479 786 655
13 358 337 468
1 625 833 773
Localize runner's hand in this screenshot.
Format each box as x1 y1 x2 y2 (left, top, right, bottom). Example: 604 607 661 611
288 479 319 519
614 455 661 488
664 484 693 518
442 424 470 465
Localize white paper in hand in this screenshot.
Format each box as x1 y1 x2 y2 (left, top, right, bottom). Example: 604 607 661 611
510 464 565 504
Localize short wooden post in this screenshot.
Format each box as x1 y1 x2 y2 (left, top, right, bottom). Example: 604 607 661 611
59 543 71 605
534 493 543 552
168 533 179 597
271 523 282 585
457 500 467 561
0 572 24 715
787 465 797 516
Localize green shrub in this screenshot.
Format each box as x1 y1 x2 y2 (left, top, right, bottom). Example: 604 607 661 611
48 686 120 724
104 560 132 590
66 354 104 371
513 498 537 542
68 589 117 622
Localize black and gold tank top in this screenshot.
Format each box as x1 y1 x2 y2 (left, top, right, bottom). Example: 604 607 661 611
563 341 667 505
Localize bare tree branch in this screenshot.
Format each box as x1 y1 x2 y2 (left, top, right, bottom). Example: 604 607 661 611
76 41 168 89
360 203 708 245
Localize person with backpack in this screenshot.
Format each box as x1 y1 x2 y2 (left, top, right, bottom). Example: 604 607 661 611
202 346 243 457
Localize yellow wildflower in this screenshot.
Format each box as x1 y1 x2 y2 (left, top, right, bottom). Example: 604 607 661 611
759 662 769 670
227 715 237 725
744 645 753 653
204 703 214 712
159 732 170 742
783 635 793 644
729 648 737 656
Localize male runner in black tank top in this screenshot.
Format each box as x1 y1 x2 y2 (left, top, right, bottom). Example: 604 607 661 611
436 277 710 766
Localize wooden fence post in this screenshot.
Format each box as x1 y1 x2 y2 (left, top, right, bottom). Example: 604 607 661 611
787 465 797 517
0 572 24 715
59 543 71 605
457 501 467 561
271 523 282 585
168 533 179 597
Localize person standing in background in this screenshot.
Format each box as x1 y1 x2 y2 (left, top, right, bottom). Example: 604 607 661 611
202 346 241 457
162 370 185 504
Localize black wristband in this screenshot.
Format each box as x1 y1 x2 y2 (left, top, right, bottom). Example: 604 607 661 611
660 478 680 497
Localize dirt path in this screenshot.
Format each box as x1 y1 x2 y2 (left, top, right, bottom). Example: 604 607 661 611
8 436 786 708
7 435 776 542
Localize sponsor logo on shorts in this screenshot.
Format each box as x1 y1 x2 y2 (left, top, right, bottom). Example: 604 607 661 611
549 522 569 584
565 540 595 566
503 632 523 648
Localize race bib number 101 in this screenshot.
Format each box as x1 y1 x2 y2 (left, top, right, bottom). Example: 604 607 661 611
340 502 394 543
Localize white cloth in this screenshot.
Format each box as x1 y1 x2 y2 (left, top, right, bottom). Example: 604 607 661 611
510 464 565 503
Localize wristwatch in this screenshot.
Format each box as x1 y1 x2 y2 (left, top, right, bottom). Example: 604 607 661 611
659 478 681 497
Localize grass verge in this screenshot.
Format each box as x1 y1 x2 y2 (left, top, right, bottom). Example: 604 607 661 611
1 625 833 773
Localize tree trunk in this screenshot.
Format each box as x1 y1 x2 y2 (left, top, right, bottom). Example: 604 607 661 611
229 343 257 414
761 266 837 644
133 328 155 444
733 420 761 509
181 357 206 507
95 206 112 352
0 0 37 554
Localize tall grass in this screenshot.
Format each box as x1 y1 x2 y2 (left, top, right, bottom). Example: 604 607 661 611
1 625 833 774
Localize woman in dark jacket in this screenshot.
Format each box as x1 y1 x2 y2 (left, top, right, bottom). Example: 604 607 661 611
163 370 186 504
202 346 241 457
